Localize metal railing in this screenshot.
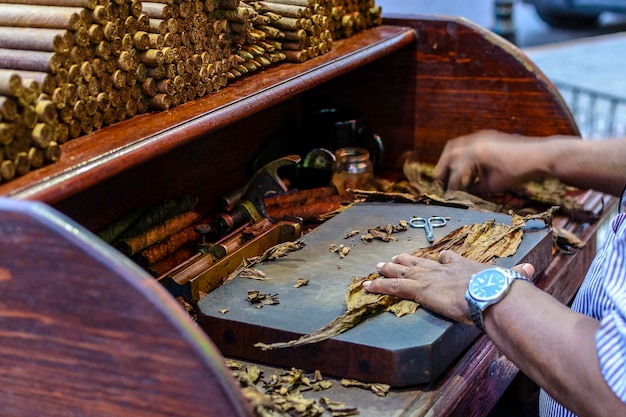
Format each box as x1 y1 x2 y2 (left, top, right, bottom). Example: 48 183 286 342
554 81 626 140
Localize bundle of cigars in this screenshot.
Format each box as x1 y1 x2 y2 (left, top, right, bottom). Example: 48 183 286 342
0 0 382 184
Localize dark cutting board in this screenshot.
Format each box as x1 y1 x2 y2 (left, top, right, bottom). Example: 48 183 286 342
198 203 552 387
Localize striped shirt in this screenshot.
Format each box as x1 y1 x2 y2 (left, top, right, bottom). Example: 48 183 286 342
539 210 626 416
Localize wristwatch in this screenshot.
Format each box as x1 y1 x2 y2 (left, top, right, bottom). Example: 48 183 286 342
465 267 533 332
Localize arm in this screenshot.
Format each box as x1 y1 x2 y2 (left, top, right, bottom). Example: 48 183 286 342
363 251 626 417
434 131 626 197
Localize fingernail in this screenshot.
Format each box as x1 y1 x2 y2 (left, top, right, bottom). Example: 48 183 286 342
362 281 371 289
391 255 398 261
376 262 385 270
522 263 534 277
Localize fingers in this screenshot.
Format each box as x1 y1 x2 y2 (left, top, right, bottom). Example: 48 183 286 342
362 276 416 301
512 263 536 279
437 250 465 265
375 253 440 276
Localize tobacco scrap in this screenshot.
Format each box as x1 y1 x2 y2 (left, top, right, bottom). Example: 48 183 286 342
226 240 307 283
329 243 351 258
227 361 357 417
340 378 391 397
249 240 308 264
255 209 554 350
294 278 309 288
553 227 585 254
319 397 360 416
344 230 360 239
247 290 279 307
520 179 600 223
361 221 408 243
176 296 197 321
240 268 268 280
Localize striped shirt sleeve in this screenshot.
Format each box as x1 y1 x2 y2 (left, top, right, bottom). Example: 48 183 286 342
595 213 626 403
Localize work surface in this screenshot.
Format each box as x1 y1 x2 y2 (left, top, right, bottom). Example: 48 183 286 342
199 202 553 387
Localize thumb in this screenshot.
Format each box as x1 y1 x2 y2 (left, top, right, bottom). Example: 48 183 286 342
512 263 535 279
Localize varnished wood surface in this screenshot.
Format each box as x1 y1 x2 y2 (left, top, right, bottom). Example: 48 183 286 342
1 25 417 204
0 198 254 417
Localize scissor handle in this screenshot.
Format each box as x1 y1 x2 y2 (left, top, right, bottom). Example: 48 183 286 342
409 216 427 228
428 216 447 227
409 216 447 243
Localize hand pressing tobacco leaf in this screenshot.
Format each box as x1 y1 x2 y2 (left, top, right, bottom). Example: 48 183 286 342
254 209 555 350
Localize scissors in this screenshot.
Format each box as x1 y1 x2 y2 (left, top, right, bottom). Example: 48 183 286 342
409 216 447 243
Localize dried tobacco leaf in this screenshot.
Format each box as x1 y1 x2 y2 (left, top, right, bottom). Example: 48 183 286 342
255 274 411 350
240 268 268 280
319 397 360 416
340 378 391 397
521 179 599 222
226 240 307 283
329 244 351 258
553 226 585 254
344 230 360 239
247 290 280 307
295 278 309 288
361 221 408 243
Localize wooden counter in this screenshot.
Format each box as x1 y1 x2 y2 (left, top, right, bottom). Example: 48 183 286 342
0 13 610 417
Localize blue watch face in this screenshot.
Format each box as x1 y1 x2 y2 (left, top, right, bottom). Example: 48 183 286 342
469 269 508 301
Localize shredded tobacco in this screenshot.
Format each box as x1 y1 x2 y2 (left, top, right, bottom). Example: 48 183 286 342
226 361 360 417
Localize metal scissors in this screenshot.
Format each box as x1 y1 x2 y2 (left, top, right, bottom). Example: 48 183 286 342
409 216 447 243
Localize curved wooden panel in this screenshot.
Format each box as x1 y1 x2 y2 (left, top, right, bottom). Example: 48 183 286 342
383 14 580 164
0 198 252 417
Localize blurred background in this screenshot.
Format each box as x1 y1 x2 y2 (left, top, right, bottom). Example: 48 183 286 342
376 0 626 140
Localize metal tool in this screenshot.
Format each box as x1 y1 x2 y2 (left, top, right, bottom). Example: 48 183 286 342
158 155 303 300
211 154 300 238
409 216 447 243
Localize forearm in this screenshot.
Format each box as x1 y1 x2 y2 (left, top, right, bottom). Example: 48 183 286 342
534 137 626 197
485 281 625 417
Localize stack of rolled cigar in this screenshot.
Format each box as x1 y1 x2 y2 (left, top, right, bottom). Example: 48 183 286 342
329 0 382 40
222 0 287 78
0 70 60 182
234 0 334 64
0 0 381 184
140 0 237 110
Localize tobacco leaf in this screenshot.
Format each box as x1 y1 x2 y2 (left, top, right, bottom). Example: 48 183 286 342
255 209 555 351
319 397 360 416
553 226 585 254
520 178 599 223
294 278 309 288
255 274 412 350
227 363 355 417
340 379 391 397
240 268 268 280
362 159 598 228
226 240 307 283
247 290 279 307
